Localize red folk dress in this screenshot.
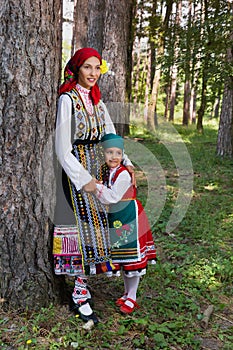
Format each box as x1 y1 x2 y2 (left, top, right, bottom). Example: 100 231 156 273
96 164 156 276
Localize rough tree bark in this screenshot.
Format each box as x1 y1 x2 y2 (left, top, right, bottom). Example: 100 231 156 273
147 0 173 131
216 18 233 157
0 0 63 309
133 39 141 107
144 48 151 121
183 80 191 125
169 0 181 122
73 0 105 53
197 0 211 132
100 0 135 135
216 80 233 157
73 0 135 135
182 0 192 126
72 0 89 52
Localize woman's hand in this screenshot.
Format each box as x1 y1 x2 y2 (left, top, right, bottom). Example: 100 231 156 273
94 178 103 185
126 165 136 187
82 178 97 193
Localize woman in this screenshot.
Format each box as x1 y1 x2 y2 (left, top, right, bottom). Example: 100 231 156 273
53 48 133 324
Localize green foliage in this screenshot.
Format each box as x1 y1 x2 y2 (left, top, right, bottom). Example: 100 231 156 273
131 0 232 122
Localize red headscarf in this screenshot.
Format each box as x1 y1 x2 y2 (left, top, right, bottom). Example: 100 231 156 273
59 48 102 105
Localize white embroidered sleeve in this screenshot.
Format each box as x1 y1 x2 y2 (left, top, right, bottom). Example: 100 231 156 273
55 95 92 191
96 171 131 205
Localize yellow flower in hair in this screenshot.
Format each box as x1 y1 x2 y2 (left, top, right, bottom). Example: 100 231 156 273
100 59 109 74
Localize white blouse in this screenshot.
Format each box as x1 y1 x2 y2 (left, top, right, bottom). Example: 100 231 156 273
55 90 132 191
96 168 131 205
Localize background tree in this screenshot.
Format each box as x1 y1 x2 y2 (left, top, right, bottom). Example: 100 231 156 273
100 0 135 135
147 0 173 131
72 0 105 53
72 0 89 51
0 0 62 309
181 0 193 126
217 1 233 157
168 0 181 122
72 0 135 135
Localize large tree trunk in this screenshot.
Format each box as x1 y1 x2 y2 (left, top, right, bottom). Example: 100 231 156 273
190 87 197 124
169 62 178 122
189 1 199 124
183 79 191 125
73 0 105 53
169 0 181 122
100 0 135 135
147 0 173 131
216 80 233 157
212 94 221 119
0 0 63 309
144 48 151 121
73 0 134 135
196 76 207 132
164 85 170 120
133 39 141 107
216 15 233 157
72 0 88 52
182 0 192 125
147 44 163 131
196 0 210 132
131 39 141 119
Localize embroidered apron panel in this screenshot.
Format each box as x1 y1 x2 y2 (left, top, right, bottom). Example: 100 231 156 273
108 200 140 263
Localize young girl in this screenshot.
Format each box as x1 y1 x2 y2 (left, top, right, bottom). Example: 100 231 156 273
95 133 156 314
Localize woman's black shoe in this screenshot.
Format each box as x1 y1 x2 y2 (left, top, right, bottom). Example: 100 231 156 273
70 300 99 324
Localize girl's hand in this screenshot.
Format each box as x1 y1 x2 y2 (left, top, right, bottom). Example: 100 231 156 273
126 165 136 187
82 178 97 192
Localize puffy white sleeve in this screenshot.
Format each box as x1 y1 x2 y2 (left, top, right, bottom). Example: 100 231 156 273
101 101 133 167
55 94 92 191
96 171 131 205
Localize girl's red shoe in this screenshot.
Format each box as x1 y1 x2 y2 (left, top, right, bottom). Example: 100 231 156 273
120 298 140 314
115 294 128 306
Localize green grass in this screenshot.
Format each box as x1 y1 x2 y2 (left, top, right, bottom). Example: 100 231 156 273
1 120 233 349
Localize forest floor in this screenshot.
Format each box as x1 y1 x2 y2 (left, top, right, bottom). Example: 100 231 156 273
1 121 233 349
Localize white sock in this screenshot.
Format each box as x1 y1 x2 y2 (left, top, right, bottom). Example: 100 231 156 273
72 276 91 304
123 275 140 308
121 277 128 299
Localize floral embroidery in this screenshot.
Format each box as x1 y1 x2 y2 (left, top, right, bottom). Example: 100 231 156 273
112 224 134 248
113 220 122 229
